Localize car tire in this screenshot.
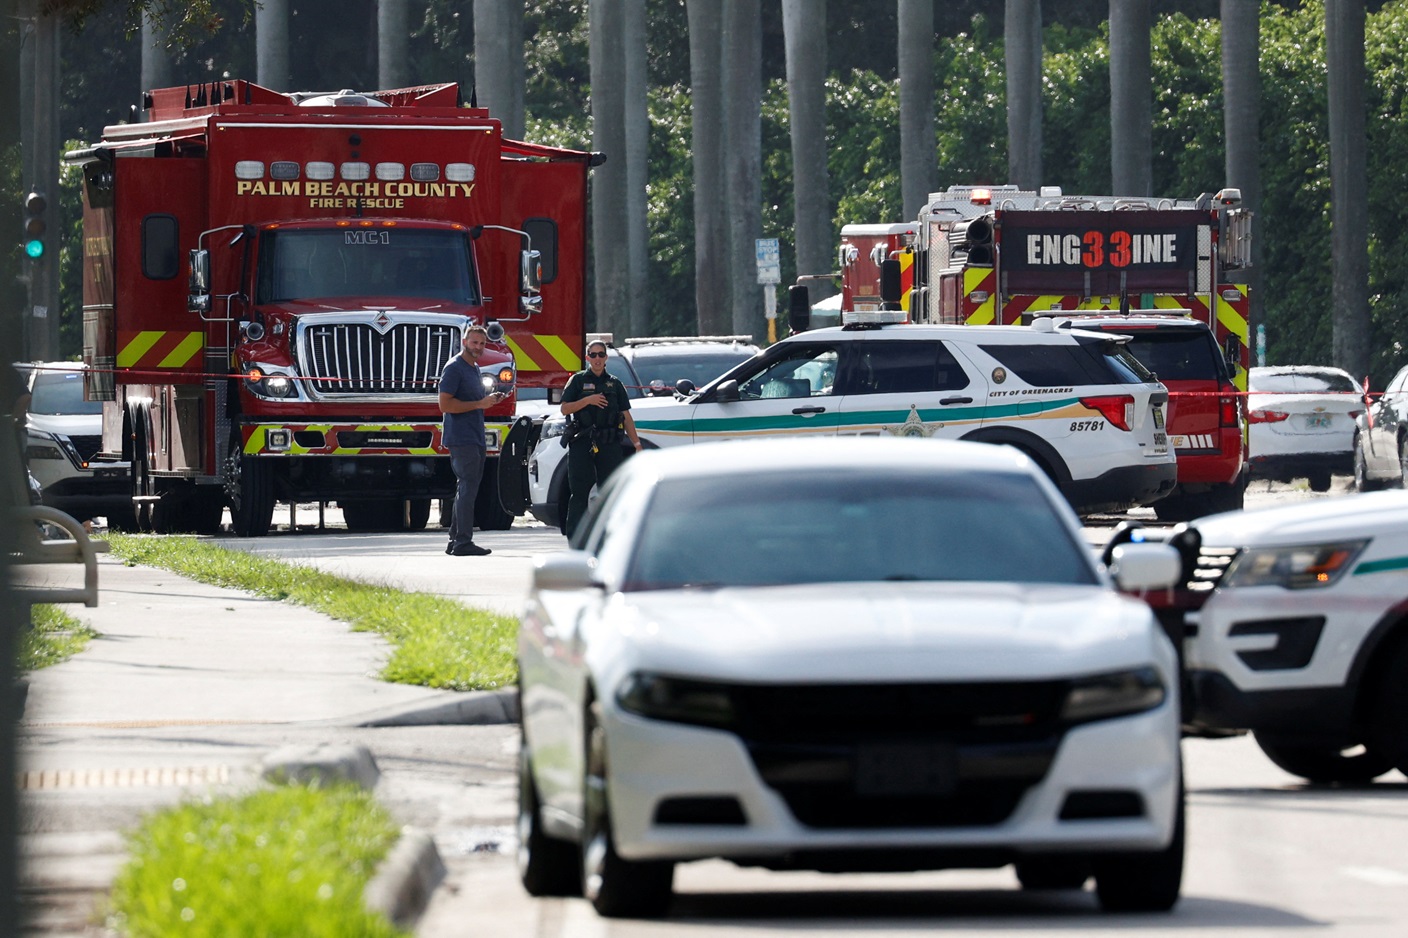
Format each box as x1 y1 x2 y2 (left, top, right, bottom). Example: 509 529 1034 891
1354 436 1382 492
1092 780 1184 913
1308 470 1332 493
1368 639 1408 776
1253 732 1393 784
582 703 674 918
1015 857 1091 891
517 740 581 897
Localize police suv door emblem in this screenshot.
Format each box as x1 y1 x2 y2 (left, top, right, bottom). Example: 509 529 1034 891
885 405 937 438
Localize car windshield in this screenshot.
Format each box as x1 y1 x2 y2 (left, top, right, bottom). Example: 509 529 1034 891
628 349 756 390
29 370 102 416
623 469 1097 590
1115 330 1223 382
1252 370 1358 394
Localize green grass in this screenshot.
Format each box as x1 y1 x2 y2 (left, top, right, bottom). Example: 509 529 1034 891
20 604 97 671
106 782 406 938
105 534 518 691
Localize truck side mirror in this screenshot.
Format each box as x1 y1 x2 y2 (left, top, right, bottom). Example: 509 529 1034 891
1222 334 1240 375
520 248 542 315
880 258 902 309
788 284 811 334
188 249 211 315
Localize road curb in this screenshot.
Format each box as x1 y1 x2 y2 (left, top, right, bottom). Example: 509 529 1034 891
343 687 520 727
363 826 446 929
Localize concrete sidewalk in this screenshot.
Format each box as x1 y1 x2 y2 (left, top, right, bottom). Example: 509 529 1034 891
17 551 514 935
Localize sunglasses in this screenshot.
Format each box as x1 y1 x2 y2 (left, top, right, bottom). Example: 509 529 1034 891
587 350 607 359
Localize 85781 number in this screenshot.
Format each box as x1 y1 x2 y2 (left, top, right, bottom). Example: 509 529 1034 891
1069 419 1105 432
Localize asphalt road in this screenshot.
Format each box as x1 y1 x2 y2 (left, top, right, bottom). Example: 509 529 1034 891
18 474 1408 936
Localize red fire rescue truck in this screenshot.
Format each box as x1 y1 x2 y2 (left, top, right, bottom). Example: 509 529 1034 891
827 184 1254 518
65 81 596 537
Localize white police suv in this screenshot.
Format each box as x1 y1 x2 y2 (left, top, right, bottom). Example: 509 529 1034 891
1172 491 1408 784
601 321 1175 518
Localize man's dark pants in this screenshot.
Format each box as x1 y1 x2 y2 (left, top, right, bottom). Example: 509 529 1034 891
564 436 624 539
448 444 485 549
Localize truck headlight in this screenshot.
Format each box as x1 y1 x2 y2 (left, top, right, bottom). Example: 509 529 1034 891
1061 667 1166 723
1223 540 1367 590
244 366 298 399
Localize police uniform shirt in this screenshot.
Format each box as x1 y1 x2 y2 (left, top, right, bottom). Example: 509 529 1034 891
561 368 632 429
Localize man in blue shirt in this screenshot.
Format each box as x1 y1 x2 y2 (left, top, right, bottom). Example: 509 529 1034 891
439 324 506 556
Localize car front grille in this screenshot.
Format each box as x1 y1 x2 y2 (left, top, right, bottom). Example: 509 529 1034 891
731 681 1068 830
300 322 459 396
67 434 103 462
1185 545 1240 592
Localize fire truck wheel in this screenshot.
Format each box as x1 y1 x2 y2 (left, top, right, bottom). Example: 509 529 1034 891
406 498 432 531
227 441 275 537
475 472 515 531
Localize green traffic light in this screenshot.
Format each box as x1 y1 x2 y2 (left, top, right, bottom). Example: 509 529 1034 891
24 239 44 259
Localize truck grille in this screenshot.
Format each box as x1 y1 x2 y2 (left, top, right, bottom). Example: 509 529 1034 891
301 322 459 396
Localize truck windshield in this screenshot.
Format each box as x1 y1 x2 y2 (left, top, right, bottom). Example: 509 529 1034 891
256 228 479 304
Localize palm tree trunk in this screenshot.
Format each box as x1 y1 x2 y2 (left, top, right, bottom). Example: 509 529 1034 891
1221 0 1262 350
898 0 935 219
723 0 763 338
1326 0 1370 378
1109 0 1151 196
687 1 728 334
783 0 833 296
474 0 526 138
378 0 410 89
1005 0 1042 189
590 0 628 336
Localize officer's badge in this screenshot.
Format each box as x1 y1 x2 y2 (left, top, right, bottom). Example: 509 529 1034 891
884 405 937 438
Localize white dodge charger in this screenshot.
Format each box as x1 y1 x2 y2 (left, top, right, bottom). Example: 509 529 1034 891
516 437 1185 917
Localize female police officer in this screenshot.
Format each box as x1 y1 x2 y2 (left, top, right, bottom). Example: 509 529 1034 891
559 339 642 538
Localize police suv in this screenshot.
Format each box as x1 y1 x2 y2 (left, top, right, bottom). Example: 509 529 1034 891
524 319 1176 525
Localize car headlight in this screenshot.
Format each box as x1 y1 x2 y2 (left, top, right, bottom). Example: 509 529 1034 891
243 366 298 399
26 442 64 461
1223 540 1367 590
617 673 737 728
1061 667 1166 723
540 418 567 440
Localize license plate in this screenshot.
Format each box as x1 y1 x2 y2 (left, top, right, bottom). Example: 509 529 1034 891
1152 432 1168 455
1153 406 1165 429
854 742 957 797
1304 413 1331 429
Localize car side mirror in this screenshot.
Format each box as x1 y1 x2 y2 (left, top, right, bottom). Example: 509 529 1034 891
675 378 696 396
532 551 600 591
712 379 740 403
1107 543 1182 592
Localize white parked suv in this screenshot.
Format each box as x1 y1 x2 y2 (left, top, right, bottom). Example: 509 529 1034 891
22 362 132 524
538 321 1175 520
1149 492 1408 784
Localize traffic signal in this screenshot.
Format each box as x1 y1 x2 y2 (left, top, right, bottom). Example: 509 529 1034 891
23 190 47 259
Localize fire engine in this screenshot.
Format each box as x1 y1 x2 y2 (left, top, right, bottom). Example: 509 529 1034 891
823 184 1254 518
837 185 1252 366
64 80 596 537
